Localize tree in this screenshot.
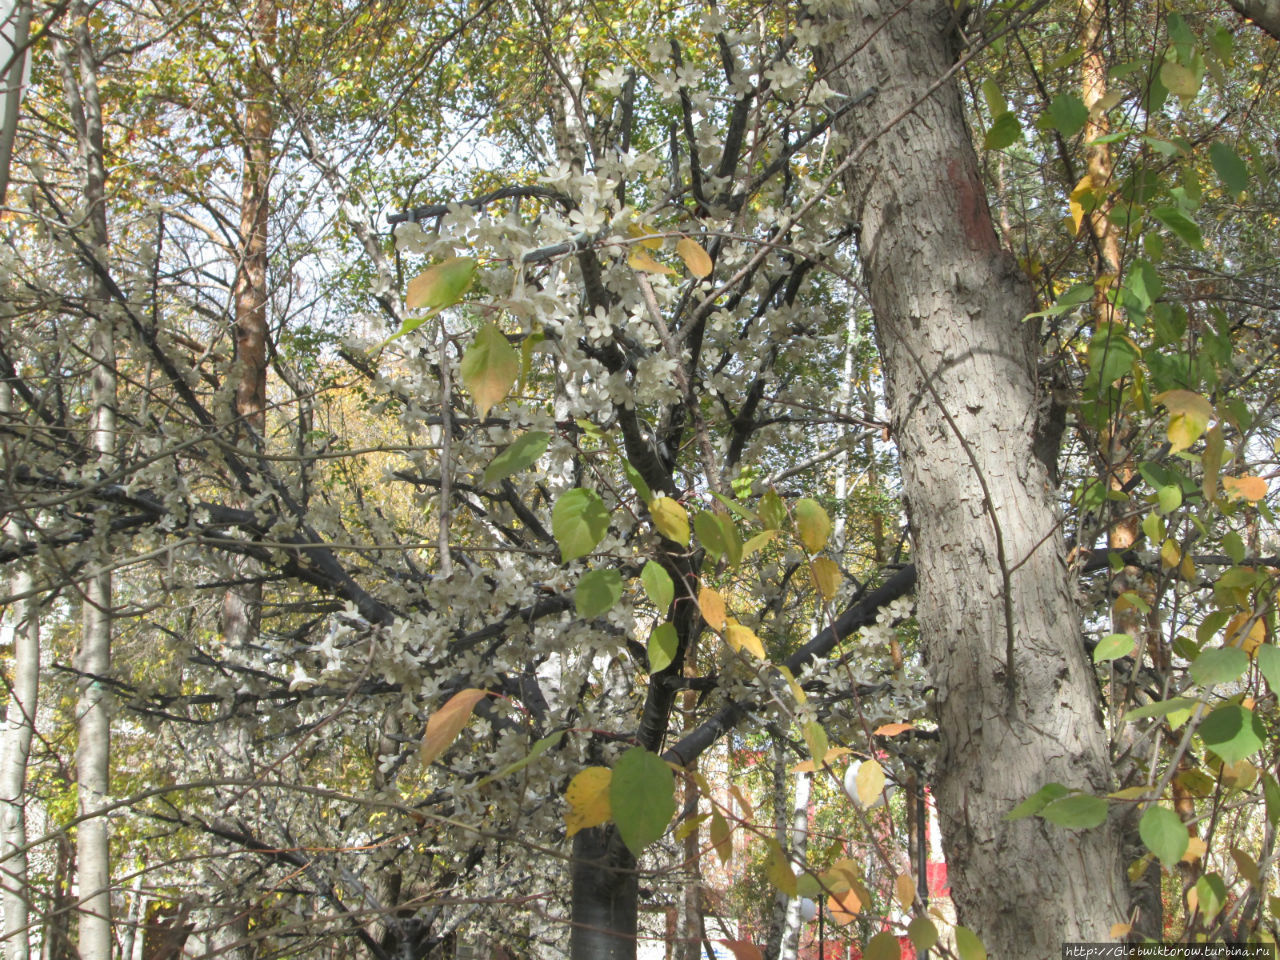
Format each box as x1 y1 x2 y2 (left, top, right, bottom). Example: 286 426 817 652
1 0 1278 958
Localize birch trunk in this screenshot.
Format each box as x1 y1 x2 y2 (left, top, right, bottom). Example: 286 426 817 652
817 2 1129 955
53 8 115 958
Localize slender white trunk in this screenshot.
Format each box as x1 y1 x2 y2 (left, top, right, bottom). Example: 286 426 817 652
0 315 37 960
778 772 811 960
54 6 114 957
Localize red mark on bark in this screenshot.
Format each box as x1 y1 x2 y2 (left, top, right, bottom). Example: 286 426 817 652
947 156 999 253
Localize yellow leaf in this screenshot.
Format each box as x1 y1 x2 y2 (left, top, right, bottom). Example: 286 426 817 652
699 586 727 631
565 767 613 837
730 785 754 820
776 665 806 704
794 498 831 553
725 621 766 660
628 248 677 275
1182 835 1207 863
421 688 489 767
1157 389 1214 453
810 557 840 601
650 496 691 546
1226 613 1266 655
676 236 713 278
1110 923 1133 939
1179 553 1196 582
1202 424 1224 504
894 872 916 911
1069 174 1094 235
873 722 914 737
1161 539 1181 569
765 841 797 896
791 746 853 774
855 758 886 807
406 256 477 311
1223 475 1268 502
628 222 663 250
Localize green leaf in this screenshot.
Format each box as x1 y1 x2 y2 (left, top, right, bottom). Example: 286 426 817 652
1199 704 1265 764
983 112 1023 150
474 730 566 787
553 488 610 563
610 746 676 856
1262 772 1280 826
1151 206 1203 249
1095 633 1136 663
576 568 623 618
764 839 797 896
648 622 678 673
1045 92 1089 137
694 510 726 562
623 461 653 504
955 926 987 960
1222 531 1245 565
1126 259 1163 310
1257 644 1280 693
864 932 901 960
1194 874 1227 922
717 512 743 567
483 431 551 486
461 323 520 419
1006 783 1070 820
794 498 832 553
759 489 786 530
1122 697 1199 723
802 721 828 766
1209 142 1248 195
1140 805 1189 868
1088 328 1139 388
1157 485 1182 514
1159 59 1200 99
650 496 690 547
908 917 938 952
1189 647 1248 687
1039 794 1108 829
980 78 1007 115
641 560 675 612
710 808 733 863
712 491 759 525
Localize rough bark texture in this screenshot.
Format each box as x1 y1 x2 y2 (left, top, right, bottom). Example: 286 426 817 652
817 2 1129 955
1226 0 1280 39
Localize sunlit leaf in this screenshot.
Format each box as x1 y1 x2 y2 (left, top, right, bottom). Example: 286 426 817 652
699 586 727 631
1222 476 1267 502
460 323 520 419
676 236 713 277
765 839 797 896
803 721 828 765
895 872 916 911
628 248 677 275
1190 647 1248 687
794 498 831 553
406 256 477 312
421 688 489 766
565 766 613 837
552 488 610 563
874 722 914 737
1157 389 1214 452
1094 632 1136 663
648 622 678 673
855 758 886 807
650 496 690 546
908 917 939 951
725 621 766 660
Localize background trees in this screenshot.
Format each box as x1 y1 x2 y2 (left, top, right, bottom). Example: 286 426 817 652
0 0 1278 958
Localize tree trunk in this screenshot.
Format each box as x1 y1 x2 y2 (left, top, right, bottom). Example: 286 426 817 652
817 2 1129 956
54 8 114 958
570 828 636 960
777 772 811 960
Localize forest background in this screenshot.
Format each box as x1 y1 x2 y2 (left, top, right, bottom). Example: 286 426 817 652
0 0 1278 957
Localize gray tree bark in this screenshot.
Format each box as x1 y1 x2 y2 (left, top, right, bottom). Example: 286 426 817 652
816 2 1130 956
54 7 115 956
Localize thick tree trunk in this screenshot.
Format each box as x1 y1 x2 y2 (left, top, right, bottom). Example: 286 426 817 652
817 2 1129 956
570 828 636 960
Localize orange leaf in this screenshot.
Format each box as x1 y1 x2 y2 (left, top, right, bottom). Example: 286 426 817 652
827 889 864 925
1223 475 1268 502
676 237 713 278
874 722 914 737
421 689 489 766
628 248 677 275
719 942 764 960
